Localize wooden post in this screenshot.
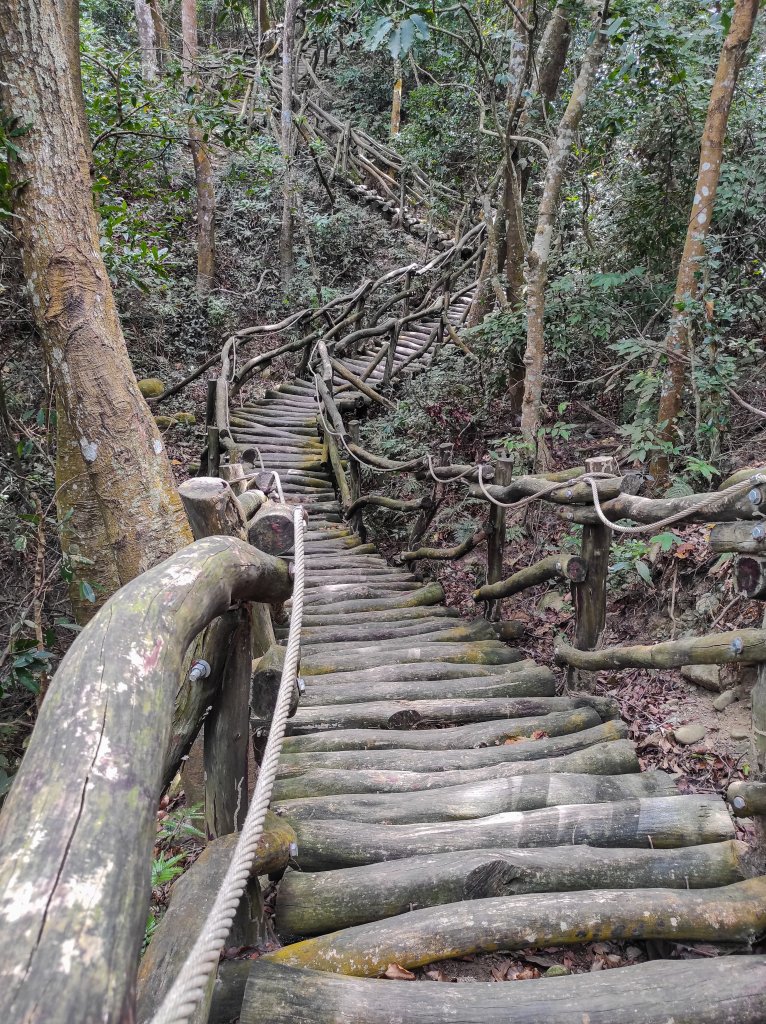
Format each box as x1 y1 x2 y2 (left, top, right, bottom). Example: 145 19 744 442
178 478 252 838
570 456 615 688
383 322 398 386
207 425 221 478
348 420 366 541
403 268 413 316
485 458 513 621
408 442 450 550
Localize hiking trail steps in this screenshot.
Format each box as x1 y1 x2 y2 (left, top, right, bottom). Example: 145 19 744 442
224 294 766 1023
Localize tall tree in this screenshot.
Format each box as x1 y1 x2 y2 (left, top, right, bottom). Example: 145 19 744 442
182 0 217 295
280 0 298 285
520 3 609 460
650 0 759 488
390 57 403 135
134 0 159 80
0 0 191 605
149 0 171 64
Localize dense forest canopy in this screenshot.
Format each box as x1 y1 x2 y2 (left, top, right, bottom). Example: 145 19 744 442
0 0 764 796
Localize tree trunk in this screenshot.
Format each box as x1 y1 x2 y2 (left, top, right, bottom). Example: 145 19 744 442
0 0 192 592
182 0 216 295
519 6 608 456
651 0 759 488
280 0 298 286
134 0 158 80
55 397 120 622
390 58 403 136
148 0 170 63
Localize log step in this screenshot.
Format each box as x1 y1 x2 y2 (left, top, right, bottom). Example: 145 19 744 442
242 955 766 1024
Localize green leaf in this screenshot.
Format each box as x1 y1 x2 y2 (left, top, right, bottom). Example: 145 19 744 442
635 560 654 586
388 24 402 59
80 581 97 604
409 13 431 40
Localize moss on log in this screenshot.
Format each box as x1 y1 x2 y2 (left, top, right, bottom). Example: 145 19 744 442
274 839 749 938
282 707 602 754
242 956 766 1024
287 696 612 733
268 875 763 976
300 641 527 676
271 740 639 800
728 780 766 817
709 520 766 554
474 554 587 601
274 770 677 823
299 666 556 707
555 629 766 670
288 794 733 870
0 537 292 1024
277 720 629 774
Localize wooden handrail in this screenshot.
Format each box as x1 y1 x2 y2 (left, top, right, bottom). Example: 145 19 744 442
0 536 293 1024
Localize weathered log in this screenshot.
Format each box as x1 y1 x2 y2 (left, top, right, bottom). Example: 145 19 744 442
288 794 731 871
346 492 428 515
179 476 247 540
474 554 587 601
251 643 299 727
300 605 460 627
329 356 395 408
208 960 250 1024
271 740 640 800
247 500 297 555
728 780 766 817
468 475 622 506
137 813 294 1023
298 617 497 648
275 770 677 822
299 666 556 706
0 537 292 1024
242 956 766 1024
709 520 766 553
401 527 490 563
560 484 766 526
282 708 602 754
737 556 766 599
555 628 766 670
274 839 749 939
204 605 252 837
277 720 629 774
287 696 611 733
300 641 527 675
268 873 761 974
305 581 444 615
719 466 766 490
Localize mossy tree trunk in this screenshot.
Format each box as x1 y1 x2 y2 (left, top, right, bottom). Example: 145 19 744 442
0 0 192 604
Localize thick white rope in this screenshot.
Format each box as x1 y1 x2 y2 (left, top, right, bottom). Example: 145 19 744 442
149 508 306 1024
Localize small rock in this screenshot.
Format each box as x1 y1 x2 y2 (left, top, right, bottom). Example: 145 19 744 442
695 592 720 616
173 412 196 425
138 377 165 398
544 966 570 977
539 592 567 612
712 690 737 712
730 726 750 741
673 723 707 745
680 664 721 692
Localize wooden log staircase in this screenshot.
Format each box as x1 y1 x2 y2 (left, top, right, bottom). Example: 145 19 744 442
218 297 766 1022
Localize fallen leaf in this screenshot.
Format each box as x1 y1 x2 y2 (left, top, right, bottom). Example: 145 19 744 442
513 966 541 980
382 963 416 980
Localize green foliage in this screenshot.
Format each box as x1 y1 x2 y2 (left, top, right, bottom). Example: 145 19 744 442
610 532 680 588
